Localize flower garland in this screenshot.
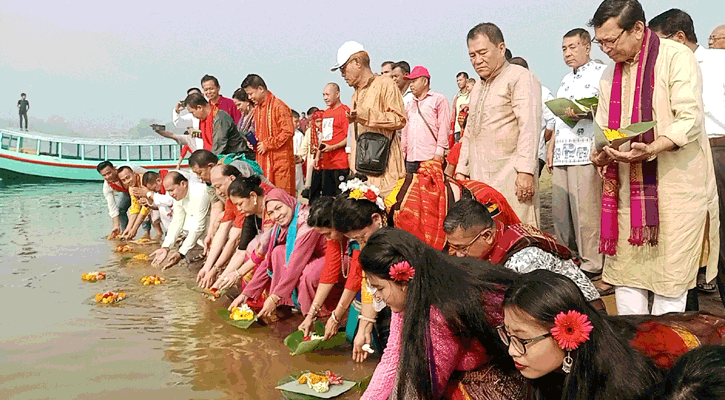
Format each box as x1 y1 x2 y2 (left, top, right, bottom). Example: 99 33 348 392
339 178 385 210
550 310 593 373
389 261 415 282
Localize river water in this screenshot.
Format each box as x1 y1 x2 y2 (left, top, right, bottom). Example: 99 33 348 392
0 182 376 399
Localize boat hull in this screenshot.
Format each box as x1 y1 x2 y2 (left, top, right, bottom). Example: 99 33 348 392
0 149 187 182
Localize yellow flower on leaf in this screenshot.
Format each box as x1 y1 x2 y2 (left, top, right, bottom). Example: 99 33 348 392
604 129 627 141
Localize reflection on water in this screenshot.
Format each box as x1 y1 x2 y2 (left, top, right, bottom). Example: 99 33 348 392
0 182 376 399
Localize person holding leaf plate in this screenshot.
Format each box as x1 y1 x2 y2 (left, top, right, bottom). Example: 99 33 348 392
231 188 327 319
549 28 608 296
588 0 718 315
298 196 363 339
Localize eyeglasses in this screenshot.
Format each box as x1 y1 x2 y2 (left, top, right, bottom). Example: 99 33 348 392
592 29 625 49
710 35 725 42
496 325 552 355
445 228 486 256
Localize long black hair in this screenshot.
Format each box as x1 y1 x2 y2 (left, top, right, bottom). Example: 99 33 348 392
359 227 519 399
503 270 661 400
660 344 725 400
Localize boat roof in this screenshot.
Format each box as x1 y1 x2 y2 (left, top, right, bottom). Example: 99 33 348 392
0 128 177 146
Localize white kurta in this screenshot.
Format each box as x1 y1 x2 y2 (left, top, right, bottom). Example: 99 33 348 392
597 39 719 297
455 62 542 226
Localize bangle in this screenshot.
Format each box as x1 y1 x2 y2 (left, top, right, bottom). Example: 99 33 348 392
234 269 241 279
270 295 280 304
310 303 321 316
330 311 340 323
358 315 376 324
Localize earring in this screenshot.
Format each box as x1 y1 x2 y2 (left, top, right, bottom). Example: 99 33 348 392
562 351 573 374
254 199 257 206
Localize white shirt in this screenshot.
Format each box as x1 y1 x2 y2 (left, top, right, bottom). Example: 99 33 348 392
152 192 174 230
172 108 200 130
553 60 606 166
402 88 414 108
293 129 305 192
162 178 211 255
102 165 147 218
538 86 557 161
694 46 725 137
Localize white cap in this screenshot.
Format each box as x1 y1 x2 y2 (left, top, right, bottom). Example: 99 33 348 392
331 41 365 71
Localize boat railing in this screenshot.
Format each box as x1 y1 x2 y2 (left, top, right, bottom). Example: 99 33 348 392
0 128 179 162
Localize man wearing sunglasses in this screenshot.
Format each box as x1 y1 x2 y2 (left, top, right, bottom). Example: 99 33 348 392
443 198 604 309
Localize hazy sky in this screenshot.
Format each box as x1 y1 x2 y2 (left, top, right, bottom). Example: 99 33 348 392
0 0 721 135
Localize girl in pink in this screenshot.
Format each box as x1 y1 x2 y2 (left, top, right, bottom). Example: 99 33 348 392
359 227 534 400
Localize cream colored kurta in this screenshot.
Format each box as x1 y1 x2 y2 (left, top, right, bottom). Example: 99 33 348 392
350 75 407 197
597 39 719 297
455 62 542 226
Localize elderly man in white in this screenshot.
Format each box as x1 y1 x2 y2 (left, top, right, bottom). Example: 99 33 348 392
150 171 211 270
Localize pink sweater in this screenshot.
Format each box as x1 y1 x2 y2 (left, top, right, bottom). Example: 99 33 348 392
361 297 504 399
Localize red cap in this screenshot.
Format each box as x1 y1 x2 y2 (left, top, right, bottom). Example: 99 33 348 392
404 66 430 80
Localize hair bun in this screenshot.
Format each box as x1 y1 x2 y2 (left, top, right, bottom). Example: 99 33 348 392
244 175 262 187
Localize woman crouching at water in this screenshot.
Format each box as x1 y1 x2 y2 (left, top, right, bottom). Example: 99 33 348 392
209 176 272 292
331 177 390 362
298 196 363 338
228 188 326 318
359 227 533 400
501 270 661 400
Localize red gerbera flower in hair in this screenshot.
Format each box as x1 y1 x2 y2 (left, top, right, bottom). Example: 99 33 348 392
364 189 377 202
550 310 593 351
389 261 415 282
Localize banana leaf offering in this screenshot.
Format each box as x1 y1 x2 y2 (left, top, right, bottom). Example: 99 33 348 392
284 321 347 355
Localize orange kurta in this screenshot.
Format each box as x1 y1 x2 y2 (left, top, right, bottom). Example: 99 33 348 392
254 91 296 196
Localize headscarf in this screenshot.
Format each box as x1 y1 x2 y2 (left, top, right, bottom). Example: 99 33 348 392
264 188 297 221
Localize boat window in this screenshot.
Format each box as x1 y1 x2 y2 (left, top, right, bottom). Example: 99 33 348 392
84 145 102 160
61 143 80 159
128 146 140 161
160 145 172 160
139 146 152 161
107 146 122 161
19 138 38 155
38 140 60 156
0 135 13 150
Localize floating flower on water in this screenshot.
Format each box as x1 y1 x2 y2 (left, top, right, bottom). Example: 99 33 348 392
82 271 106 282
140 275 165 286
95 291 126 304
137 238 151 243
133 254 148 261
604 129 627 141
107 234 119 240
115 245 132 253
551 310 593 351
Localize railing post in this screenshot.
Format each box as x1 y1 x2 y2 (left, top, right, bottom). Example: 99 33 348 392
80 144 85 161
